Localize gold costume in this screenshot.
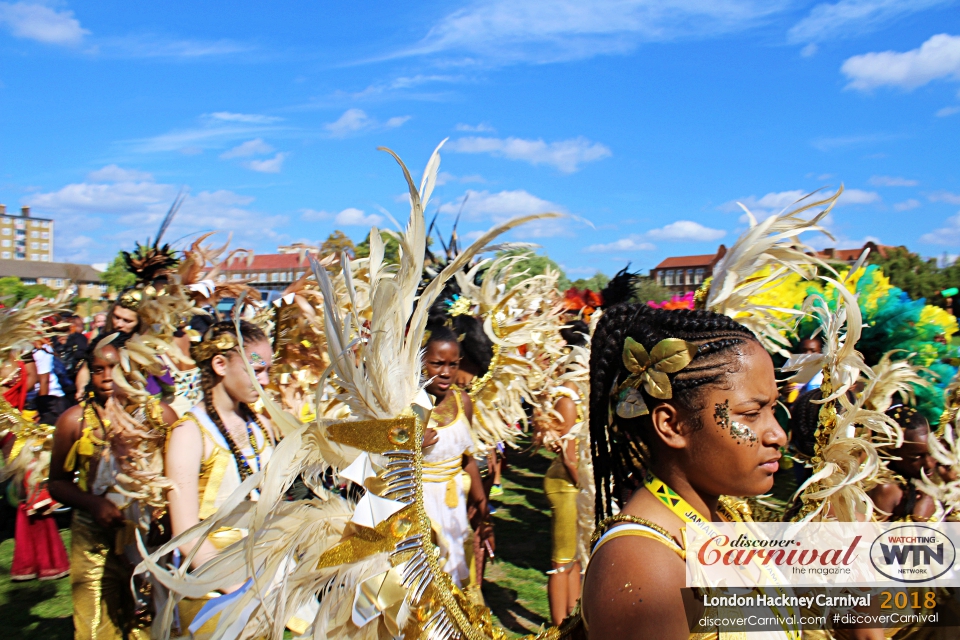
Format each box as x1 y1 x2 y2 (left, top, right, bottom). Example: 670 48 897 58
544 458 579 565
71 511 148 640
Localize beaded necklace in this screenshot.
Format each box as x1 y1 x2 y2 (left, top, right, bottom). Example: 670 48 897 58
210 404 266 481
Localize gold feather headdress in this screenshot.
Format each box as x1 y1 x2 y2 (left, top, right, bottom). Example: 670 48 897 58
135 141 562 640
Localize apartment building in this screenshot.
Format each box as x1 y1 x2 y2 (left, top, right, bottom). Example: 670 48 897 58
0 205 54 262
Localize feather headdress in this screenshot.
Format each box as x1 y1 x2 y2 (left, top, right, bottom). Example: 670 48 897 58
699 188 840 354
135 141 562 640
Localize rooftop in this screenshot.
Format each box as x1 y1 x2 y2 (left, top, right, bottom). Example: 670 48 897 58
653 245 726 270
221 253 312 271
0 260 100 281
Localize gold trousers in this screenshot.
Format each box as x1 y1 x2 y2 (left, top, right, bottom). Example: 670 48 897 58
70 512 148 640
544 459 579 565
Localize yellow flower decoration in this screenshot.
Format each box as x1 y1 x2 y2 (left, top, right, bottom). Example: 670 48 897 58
615 337 697 418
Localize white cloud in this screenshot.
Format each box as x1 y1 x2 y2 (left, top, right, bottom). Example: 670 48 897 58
95 35 253 59
86 165 153 183
930 191 960 205
646 220 726 242
208 112 282 124
393 0 789 65
811 132 899 151
840 188 881 204
841 33 960 91
435 172 486 186
789 0 952 44
920 212 960 245
800 43 818 57
220 138 274 159
437 189 562 220
894 199 921 211
335 208 383 226
301 207 384 226
0 2 88 45
869 175 918 187
24 168 286 261
937 106 960 117
324 108 410 138
131 116 284 154
456 123 495 132
447 136 611 173
584 236 656 253
723 188 880 220
245 152 287 173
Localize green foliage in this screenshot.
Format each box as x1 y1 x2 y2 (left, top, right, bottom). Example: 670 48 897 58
0 529 73 638
319 230 356 260
633 276 672 303
99 252 136 292
867 246 960 304
0 276 55 303
494 249 571 290
355 231 400 263
570 272 610 292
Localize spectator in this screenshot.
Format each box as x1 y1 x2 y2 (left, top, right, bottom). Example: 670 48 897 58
85 312 106 340
33 338 69 425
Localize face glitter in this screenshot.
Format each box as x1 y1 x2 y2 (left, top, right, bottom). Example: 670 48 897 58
713 400 758 445
250 352 266 366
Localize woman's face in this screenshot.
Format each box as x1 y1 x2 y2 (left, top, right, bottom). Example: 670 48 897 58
890 427 935 479
90 346 120 401
423 340 460 399
111 306 139 334
213 339 272 405
667 340 786 498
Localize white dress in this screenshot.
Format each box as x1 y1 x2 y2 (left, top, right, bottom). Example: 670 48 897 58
422 390 474 587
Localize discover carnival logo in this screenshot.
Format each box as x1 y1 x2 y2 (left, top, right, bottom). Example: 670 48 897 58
869 525 956 583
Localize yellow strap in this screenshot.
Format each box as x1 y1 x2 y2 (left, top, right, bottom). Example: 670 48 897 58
593 527 686 560
198 447 232 520
64 426 95 472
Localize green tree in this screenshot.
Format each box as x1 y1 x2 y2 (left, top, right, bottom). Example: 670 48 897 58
100 252 136 292
355 231 401 264
570 272 610 292
319 230 356 260
0 276 55 303
494 249 571 290
633 277 672 304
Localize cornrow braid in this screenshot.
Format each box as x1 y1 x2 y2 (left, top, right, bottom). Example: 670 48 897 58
589 303 760 521
194 321 268 479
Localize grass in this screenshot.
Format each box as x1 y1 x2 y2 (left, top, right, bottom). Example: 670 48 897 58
483 448 554 636
0 452 794 640
0 515 73 640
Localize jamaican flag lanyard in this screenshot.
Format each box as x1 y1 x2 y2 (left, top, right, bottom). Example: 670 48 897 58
645 473 801 639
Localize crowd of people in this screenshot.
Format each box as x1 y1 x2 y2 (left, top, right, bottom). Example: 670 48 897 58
2 146 960 640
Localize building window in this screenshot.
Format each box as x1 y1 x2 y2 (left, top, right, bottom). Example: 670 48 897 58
233 273 242 280
1 240 7 248
100 284 107 293
694 268 705 284
41 232 48 239
42 255 49 262
218 274 226 282
664 270 674 286
258 273 266 283
686 269 693 285
42 243 48 250
55 279 63 287
30 231 38 238
2 228 9 236
271 272 279 282
23 278 35 285
30 242 38 249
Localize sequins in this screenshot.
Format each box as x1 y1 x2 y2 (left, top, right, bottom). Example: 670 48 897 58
713 400 758 445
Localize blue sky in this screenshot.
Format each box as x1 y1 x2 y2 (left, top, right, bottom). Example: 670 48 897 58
1 1 959 277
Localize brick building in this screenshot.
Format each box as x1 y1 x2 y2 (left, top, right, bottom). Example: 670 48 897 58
651 245 727 295
0 260 105 298
217 252 314 291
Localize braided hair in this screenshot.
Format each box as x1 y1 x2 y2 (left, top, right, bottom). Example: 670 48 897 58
192 321 268 449
590 303 760 520
424 323 460 351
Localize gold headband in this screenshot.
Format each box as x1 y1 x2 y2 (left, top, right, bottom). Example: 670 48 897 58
193 332 239 363
613 337 697 419
118 289 143 311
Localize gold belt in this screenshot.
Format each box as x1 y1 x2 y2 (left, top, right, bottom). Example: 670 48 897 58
423 456 462 508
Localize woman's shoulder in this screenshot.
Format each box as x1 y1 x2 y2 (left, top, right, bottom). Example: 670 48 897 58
582 525 689 636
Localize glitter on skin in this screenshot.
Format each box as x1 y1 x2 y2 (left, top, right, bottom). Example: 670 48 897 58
713 399 758 445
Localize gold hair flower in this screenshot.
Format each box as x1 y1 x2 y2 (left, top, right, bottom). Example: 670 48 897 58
193 332 239 363
614 337 697 418
118 289 144 311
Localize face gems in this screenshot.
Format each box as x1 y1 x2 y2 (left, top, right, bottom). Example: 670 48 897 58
249 352 267 366
713 399 758 446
